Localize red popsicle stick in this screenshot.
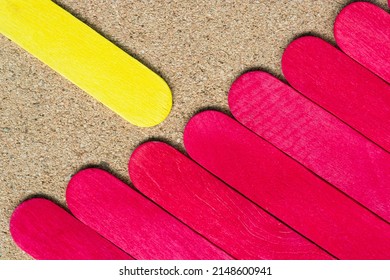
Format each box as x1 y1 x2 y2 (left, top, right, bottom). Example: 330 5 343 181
281 36 390 152
183 111 390 259
229 71 390 223
10 198 132 260
129 142 333 260
66 168 231 260
335 2 390 83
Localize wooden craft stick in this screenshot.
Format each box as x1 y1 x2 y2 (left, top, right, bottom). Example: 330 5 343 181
334 2 390 83
228 71 390 223
10 198 132 260
129 142 333 260
0 0 171 127
183 111 390 259
281 36 390 152
66 168 232 260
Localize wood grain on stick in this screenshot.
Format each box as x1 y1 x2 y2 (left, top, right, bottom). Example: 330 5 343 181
229 71 390 223
10 198 132 260
66 168 231 260
183 111 390 259
335 2 390 83
282 36 390 152
129 142 333 260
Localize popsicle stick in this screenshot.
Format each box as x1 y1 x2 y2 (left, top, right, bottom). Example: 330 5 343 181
0 0 171 127
229 71 390 223
129 142 333 260
281 36 390 152
334 2 390 83
10 198 132 260
66 168 231 260
183 111 390 259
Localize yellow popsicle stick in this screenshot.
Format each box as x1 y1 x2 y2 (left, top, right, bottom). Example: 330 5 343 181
0 0 172 127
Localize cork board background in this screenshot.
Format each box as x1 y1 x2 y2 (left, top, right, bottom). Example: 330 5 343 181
0 0 388 260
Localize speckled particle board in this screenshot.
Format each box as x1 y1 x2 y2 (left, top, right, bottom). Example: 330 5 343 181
0 0 388 260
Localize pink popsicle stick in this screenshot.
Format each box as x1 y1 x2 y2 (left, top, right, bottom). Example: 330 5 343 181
229 71 390 222
10 198 132 260
282 36 390 152
129 142 333 260
183 111 390 259
335 2 390 83
66 168 231 260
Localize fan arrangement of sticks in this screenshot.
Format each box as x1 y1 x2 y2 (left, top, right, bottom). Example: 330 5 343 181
3 1 390 260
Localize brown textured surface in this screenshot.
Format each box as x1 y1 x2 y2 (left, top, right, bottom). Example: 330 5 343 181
0 0 387 260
